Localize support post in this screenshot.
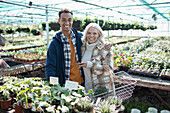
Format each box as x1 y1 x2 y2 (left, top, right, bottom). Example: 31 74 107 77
168 21 170 38
46 5 49 48
108 16 109 40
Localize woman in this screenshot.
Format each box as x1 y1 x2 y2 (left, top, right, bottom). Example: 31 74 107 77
78 23 115 95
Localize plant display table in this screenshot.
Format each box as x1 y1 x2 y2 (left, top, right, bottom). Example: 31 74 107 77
0 58 45 76
117 73 170 110
125 74 170 91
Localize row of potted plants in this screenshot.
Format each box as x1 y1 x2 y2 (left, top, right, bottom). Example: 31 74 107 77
128 64 160 78
13 47 47 63
160 69 170 81
0 26 42 36
112 38 155 72
111 37 169 79
41 17 157 32
0 76 124 113
0 40 46 52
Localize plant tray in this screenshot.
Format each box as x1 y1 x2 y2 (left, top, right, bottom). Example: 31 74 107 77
128 68 159 78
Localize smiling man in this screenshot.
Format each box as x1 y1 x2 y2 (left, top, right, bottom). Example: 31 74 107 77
45 9 84 86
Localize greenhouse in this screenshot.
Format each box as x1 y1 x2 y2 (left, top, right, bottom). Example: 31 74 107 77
0 0 170 113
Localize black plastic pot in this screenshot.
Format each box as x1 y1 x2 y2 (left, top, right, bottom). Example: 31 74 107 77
24 107 32 113
118 66 130 72
31 110 43 113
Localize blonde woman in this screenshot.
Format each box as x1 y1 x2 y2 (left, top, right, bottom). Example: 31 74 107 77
78 23 115 95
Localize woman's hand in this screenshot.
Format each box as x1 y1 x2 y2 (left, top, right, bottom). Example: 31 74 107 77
77 62 87 68
104 43 112 51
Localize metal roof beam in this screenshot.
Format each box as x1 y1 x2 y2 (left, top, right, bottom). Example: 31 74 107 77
72 0 151 21
139 0 169 21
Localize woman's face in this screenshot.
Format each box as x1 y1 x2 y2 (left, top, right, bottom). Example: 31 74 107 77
86 27 99 44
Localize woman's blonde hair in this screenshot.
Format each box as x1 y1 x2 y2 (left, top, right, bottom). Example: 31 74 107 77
82 23 105 45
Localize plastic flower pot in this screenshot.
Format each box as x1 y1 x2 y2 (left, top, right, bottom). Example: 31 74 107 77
14 103 24 113
24 107 32 113
1 97 12 110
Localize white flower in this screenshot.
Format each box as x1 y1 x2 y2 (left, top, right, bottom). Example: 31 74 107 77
72 92 82 97
20 84 29 89
71 98 79 105
60 105 69 113
55 110 60 113
61 94 72 102
41 90 49 95
46 105 55 112
39 102 47 107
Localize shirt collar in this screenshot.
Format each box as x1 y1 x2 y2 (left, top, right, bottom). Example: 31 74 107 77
61 30 75 40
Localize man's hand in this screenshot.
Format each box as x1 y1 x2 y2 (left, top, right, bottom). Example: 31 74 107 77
0 59 9 69
104 43 112 51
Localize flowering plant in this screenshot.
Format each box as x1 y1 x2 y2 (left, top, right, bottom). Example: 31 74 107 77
113 52 133 69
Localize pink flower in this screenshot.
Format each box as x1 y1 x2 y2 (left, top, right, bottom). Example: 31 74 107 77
113 53 116 58
127 59 129 63
113 68 117 70
120 53 122 56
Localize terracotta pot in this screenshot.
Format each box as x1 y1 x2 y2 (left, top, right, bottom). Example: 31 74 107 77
1 97 12 110
14 104 24 113
0 100 1 109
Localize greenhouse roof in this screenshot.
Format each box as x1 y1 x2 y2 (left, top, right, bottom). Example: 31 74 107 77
0 0 170 24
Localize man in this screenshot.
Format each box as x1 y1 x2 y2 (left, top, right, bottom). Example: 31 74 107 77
45 9 84 86
45 9 111 86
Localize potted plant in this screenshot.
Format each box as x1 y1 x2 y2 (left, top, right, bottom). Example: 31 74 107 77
74 96 94 113
107 96 122 109
17 88 32 113
13 100 24 113
94 86 108 98
39 101 51 113
41 22 46 30
49 21 60 31
0 86 12 110
95 99 116 113
32 100 43 113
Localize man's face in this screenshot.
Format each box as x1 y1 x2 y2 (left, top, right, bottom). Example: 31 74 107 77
58 13 73 32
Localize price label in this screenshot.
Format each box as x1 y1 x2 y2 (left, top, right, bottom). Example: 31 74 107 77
50 77 58 85
65 80 78 91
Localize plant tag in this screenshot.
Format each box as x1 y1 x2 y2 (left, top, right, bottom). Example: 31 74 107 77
50 77 58 85
65 80 78 91
95 97 101 106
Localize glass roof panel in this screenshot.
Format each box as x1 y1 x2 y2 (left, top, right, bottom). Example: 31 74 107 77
0 0 169 24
